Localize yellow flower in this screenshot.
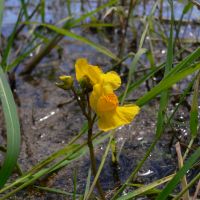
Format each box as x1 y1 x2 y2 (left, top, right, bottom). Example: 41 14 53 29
75 58 121 90
90 84 140 131
75 58 140 131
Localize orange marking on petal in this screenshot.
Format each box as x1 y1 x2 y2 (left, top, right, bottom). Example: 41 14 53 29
97 93 119 113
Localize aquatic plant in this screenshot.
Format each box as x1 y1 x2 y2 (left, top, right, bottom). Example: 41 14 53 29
0 0 200 200
58 58 140 199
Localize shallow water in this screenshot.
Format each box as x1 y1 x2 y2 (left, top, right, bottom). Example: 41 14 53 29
1 0 200 199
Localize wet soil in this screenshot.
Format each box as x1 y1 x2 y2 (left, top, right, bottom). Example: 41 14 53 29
1 0 200 199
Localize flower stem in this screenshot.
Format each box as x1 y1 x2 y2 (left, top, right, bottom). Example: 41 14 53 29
71 87 89 119
87 121 105 200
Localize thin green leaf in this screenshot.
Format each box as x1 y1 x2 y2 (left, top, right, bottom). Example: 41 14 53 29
0 131 110 199
138 1 159 49
0 0 4 34
40 0 45 23
136 63 200 107
5 41 42 72
121 0 158 104
80 22 115 28
111 2 172 199
117 174 174 200
172 173 200 200
155 0 174 138
41 23 119 61
20 0 28 20
35 186 82 197
121 48 147 104
83 168 91 200
85 134 113 200
190 71 200 138
66 0 72 16
122 63 164 99
183 2 193 14
156 147 200 200
2 9 23 70
73 0 117 25
165 47 200 79
0 67 21 187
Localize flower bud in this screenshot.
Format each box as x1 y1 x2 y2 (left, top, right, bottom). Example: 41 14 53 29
56 75 73 90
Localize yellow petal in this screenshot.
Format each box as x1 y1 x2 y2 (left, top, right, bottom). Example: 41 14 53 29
75 58 102 85
98 105 140 131
89 84 101 112
89 84 115 113
87 65 103 85
97 93 118 113
75 58 89 81
102 71 121 90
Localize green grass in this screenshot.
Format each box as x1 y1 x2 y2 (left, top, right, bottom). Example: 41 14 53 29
0 0 200 199
0 0 21 188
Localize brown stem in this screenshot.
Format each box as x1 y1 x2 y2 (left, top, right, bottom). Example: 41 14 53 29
72 87 105 198
87 120 105 200
117 0 137 70
20 21 72 75
86 92 105 199
71 87 89 119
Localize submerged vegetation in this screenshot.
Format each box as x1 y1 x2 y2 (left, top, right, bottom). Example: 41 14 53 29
0 0 200 199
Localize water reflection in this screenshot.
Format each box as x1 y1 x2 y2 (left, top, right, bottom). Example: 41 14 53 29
138 169 154 177
38 108 59 122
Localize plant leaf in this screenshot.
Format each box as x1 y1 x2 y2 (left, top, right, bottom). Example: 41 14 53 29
0 67 21 187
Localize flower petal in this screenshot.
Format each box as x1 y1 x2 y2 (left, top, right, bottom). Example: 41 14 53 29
97 93 118 113
87 65 103 85
90 84 115 113
98 105 140 131
75 58 89 81
90 84 101 112
75 58 102 85
102 71 121 90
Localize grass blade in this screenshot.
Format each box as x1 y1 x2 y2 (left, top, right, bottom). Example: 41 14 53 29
136 62 200 107
165 47 200 79
0 0 4 34
123 63 165 98
0 131 110 199
85 134 113 200
190 71 200 138
2 9 23 70
155 147 200 200
40 23 119 61
172 172 200 200
155 0 174 138
83 168 91 200
121 48 147 104
0 67 21 187
40 0 45 23
117 174 174 200
35 186 82 197
73 0 117 25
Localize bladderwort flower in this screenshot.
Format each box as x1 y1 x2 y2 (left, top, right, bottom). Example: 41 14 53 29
75 58 140 131
75 58 121 90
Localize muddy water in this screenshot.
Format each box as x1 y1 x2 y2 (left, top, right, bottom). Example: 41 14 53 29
1 0 200 199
